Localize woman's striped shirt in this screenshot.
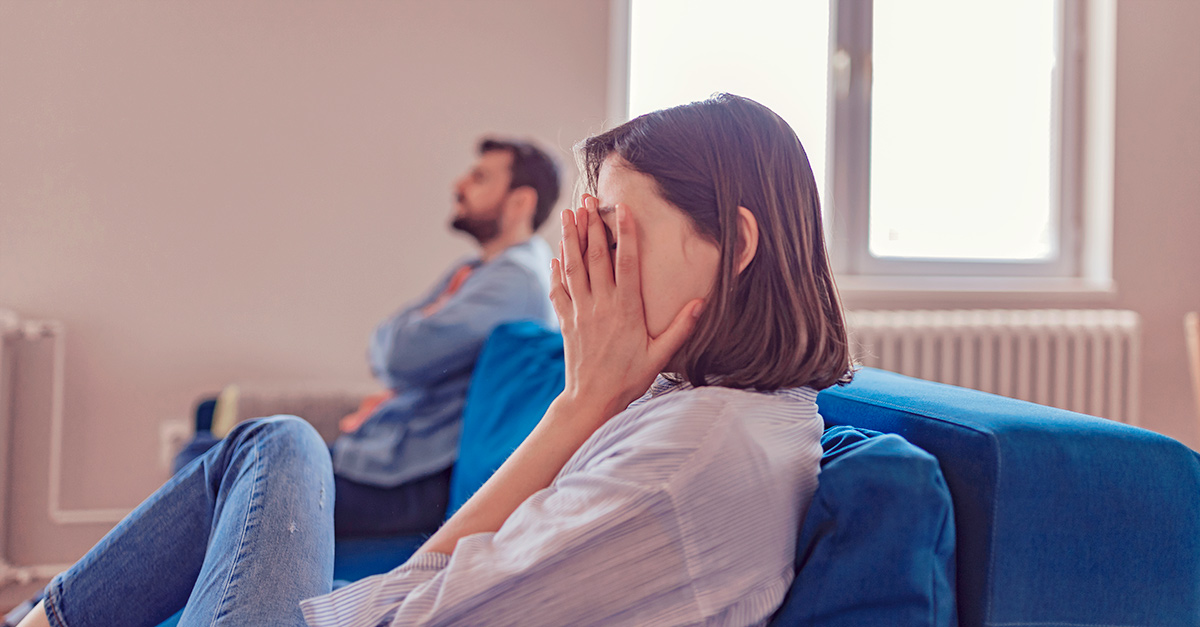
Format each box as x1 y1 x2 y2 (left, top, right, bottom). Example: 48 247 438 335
301 375 824 626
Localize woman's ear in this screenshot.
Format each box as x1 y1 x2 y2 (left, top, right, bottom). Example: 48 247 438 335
735 206 759 274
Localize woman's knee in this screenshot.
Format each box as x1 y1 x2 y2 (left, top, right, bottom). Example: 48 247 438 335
228 415 330 467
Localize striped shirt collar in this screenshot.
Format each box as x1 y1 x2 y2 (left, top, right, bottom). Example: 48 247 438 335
634 374 819 407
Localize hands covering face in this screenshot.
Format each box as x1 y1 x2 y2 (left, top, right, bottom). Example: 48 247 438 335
549 194 705 423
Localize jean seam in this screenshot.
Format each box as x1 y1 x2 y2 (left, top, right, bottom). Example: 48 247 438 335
44 577 70 627
207 431 264 626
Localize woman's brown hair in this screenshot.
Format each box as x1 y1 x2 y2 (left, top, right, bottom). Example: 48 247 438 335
579 93 852 391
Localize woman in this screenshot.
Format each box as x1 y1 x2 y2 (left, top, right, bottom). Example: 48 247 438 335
19 93 851 627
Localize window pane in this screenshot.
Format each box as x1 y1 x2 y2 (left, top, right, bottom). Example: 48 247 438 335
629 0 830 206
869 0 1057 261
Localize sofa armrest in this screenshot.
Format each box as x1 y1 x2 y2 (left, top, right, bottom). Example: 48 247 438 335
818 368 1200 627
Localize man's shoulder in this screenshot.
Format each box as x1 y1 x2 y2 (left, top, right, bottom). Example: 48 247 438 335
479 238 553 283
495 237 552 268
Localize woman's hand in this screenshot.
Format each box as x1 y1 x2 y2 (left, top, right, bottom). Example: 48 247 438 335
549 195 705 425
416 197 703 557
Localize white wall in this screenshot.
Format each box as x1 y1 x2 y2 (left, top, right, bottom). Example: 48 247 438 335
2 0 1199 579
0 0 610 569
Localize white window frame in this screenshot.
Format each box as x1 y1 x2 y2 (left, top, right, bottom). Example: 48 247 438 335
828 0 1082 279
609 0 1116 296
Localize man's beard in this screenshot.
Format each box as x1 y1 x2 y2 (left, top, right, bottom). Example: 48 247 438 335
451 215 501 245
451 197 503 244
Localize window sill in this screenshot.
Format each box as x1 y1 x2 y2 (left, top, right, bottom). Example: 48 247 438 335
836 275 1117 306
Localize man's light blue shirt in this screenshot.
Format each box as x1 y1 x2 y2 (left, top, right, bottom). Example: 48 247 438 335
332 237 556 487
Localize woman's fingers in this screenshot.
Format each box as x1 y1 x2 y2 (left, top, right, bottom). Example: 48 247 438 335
574 194 597 262
613 204 642 316
548 257 572 327
648 298 705 369
585 200 615 295
560 209 590 300
578 194 596 258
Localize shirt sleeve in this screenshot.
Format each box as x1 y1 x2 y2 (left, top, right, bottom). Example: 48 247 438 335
299 469 699 627
367 261 542 390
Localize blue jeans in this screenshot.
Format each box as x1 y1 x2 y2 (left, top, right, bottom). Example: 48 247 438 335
44 416 335 627
174 428 452 539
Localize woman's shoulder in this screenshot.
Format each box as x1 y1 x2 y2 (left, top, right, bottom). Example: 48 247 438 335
563 384 822 490
627 384 821 438
654 385 822 460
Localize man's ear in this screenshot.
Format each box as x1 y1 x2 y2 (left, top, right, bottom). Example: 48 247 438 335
735 206 759 274
505 186 538 225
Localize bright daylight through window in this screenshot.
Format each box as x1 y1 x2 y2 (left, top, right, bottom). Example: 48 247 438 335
627 0 1073 276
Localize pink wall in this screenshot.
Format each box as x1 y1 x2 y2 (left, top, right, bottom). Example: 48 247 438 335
1110 0 1200 449
3 0 1200 582
0 0 610 567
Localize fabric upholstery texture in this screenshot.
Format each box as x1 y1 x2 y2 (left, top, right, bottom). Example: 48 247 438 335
447 320 566 516
817 368 1200 627
332 535 427 584
773 425 957 626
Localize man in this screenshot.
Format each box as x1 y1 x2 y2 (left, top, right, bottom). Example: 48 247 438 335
0 138 562 627
331 138 560 537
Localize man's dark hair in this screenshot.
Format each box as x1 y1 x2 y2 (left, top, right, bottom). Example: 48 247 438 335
479 138 561 231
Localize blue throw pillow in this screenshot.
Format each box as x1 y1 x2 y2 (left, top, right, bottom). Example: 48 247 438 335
770 425 957 626
447 321 565 517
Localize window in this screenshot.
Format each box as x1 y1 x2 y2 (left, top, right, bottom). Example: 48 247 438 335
621 0 1106 286
628 0 832 209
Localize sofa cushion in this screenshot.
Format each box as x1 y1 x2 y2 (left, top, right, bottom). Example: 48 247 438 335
333 534 427 583
448 320 565 516
771 425 957 626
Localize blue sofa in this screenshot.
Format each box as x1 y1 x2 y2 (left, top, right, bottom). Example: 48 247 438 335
173 321 1200 626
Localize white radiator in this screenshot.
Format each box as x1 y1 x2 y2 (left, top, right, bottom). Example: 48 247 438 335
847 309 1141 424
0 310 18 578
0 309 92 587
